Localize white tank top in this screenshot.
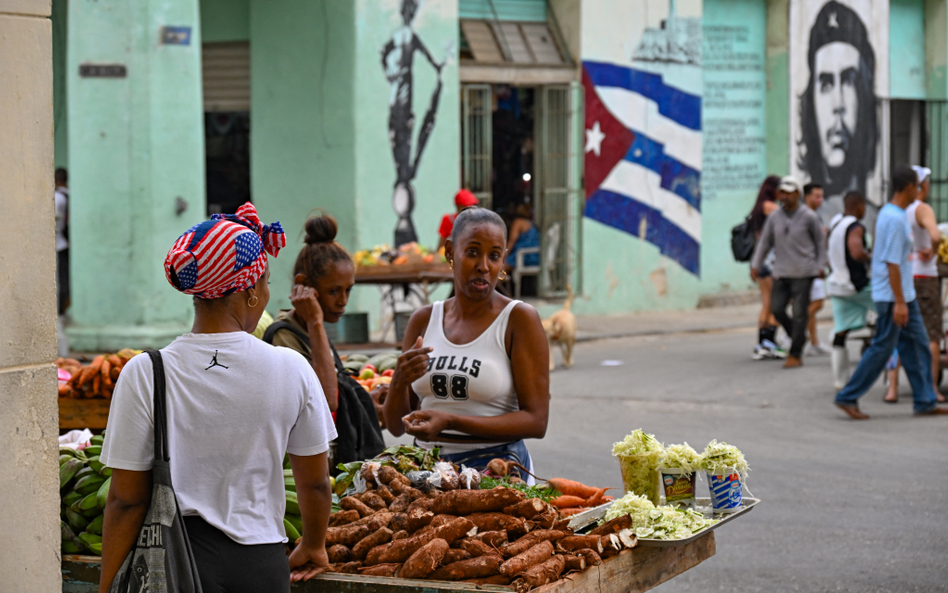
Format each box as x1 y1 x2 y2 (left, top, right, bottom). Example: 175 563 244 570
412 300 521 454
907 201 938 277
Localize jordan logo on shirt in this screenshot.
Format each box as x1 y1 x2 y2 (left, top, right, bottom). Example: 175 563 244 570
205 350 229 371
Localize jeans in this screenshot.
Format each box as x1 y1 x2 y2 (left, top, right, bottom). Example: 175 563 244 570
771 277 814 358
439 440 534 483
835 300 938 413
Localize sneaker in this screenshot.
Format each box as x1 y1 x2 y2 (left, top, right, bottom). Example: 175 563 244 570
806 342 832 357
770 346 788 359
776 335 792 351
752 344 772 360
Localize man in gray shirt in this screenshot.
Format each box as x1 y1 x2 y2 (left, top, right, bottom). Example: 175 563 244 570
751 176 828 368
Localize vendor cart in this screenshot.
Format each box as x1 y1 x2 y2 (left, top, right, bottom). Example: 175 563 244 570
355 262 454 342
59 398 110 431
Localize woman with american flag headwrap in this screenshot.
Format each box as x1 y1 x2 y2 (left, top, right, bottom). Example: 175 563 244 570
99 203 338 591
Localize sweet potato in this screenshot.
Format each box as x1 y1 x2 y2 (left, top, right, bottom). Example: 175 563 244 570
377 465 402 485
340 496 375 518
576 548 602 567
499 540 554 577
329 561 362 574
458 538 494 558
390 479 423 499
429 554 503 581
329 510 361 527
431 488 524 516
500 530 568 558
461 575 511 586
376 484 396 505
441 548 472 565
562 554 587 572
503 498 548 519
600 533 622 558
616 528 637 549
588 514 632 536
390 513 409 534
466 513 527 536
326 524 372 547
389 493 412 513
399 538 449 579
477 530 508 548
521 555 565 587
392 530 409 541
369 517 475 565
550 495 587 509
528 507 558 530
327 544 350 564
360 492 388 511
557 535 603 553
359 564 401 577
406 506 435 532
407 497 435 513
351 527 393 561
547 478 602 499
552 519 572 531
430 514 457 529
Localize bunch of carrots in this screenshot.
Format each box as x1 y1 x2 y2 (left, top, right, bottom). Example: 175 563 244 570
547 479 614 517
57 349 139 399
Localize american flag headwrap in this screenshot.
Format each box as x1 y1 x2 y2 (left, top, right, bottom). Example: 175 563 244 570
164 202 287 299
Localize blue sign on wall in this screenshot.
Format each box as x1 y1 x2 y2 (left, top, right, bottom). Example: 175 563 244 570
161 26 192 45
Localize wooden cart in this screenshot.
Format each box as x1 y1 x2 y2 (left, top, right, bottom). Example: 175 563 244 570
59 397 110 431
355 262 454 342
62 531 714 593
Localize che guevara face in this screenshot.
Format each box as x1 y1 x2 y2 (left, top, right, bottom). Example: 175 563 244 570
813 41 861 169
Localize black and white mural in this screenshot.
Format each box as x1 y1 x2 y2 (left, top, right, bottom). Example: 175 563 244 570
791 0 888 225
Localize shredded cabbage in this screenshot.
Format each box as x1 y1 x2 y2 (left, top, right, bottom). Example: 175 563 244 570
660 443 701 476
602 492 717 540
612 430 664 505
699 440 749 476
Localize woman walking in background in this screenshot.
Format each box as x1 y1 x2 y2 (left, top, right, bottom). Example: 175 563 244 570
749 175 784 360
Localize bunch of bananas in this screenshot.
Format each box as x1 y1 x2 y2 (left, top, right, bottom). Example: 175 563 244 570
60 433 110 555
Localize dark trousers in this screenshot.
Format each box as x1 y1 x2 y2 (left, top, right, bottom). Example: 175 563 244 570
184 516 290 593
771 277 814 359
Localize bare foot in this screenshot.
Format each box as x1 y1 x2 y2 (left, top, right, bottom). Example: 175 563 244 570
937 392 946 403
836 403 869 420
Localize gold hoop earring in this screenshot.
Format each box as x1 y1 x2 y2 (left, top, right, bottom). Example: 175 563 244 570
448 260 454 270
248 294 259 308
499 270 508 281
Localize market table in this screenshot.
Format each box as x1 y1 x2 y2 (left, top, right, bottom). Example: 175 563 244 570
61 531 714 593
59 398 110 431
355 262 454 341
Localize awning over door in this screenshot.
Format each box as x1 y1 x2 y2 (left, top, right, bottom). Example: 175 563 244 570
202 41 250 112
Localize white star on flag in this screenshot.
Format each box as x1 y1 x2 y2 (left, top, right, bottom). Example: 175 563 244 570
585 121 606 157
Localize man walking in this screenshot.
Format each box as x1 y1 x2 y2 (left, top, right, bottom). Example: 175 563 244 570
751 176 827 368
803 182 831 356
834 166 948 419
826 191 872 389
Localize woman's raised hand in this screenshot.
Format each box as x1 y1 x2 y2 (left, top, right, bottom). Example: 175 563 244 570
402 409 451 442
391 337 432 388
291 284 324 328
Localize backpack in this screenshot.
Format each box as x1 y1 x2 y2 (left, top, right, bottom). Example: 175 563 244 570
730 217 756 262
263 321 386 465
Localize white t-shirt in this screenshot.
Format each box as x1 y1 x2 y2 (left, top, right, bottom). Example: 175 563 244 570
101 331 337 545
54 187 68 252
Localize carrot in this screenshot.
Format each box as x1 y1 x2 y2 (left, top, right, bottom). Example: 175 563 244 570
549 495 587 509
584 487 614 507
547 478 602 499
557 508 589 517
110 366 121 381
99 358 111 385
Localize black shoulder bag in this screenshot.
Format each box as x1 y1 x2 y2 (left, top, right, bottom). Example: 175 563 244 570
731 216 757 262
109 349 203 593
263 321 386 465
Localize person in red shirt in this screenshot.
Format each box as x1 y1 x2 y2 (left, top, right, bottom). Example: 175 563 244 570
438 189 479 250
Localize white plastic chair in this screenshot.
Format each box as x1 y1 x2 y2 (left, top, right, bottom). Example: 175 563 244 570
512 223 561 298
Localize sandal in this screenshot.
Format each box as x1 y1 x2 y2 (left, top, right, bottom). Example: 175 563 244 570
883 392 898 404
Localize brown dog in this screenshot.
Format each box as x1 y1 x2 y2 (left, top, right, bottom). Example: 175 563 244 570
542 286 576 371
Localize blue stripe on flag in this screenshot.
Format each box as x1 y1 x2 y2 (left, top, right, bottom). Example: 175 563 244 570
583 61 701 131
624 132 701 211
585 189 700 275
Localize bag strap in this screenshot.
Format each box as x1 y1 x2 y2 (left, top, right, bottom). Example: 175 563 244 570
145 349 169 463
263 320 311 347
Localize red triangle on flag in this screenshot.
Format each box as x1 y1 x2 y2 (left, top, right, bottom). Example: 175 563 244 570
583 67 635 199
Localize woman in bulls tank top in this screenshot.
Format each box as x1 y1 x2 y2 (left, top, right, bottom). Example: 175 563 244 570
383 207 550 481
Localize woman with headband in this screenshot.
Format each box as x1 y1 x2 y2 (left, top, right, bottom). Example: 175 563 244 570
99 203 336 591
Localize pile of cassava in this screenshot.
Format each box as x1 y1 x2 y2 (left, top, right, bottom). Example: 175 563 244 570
306 464 638 591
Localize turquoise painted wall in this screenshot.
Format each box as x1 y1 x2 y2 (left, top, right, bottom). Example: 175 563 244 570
765 0 789 176
891 0 927 99
925 0 948 99
201 0 250 42
52 0 68 170
250 0 359 315
67 0 206 350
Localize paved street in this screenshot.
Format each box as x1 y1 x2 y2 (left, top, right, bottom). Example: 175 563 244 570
528 321 948 592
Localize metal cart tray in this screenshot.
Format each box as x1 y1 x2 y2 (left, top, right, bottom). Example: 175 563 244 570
568 497 760 547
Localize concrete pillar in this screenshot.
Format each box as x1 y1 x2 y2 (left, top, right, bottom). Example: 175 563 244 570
0 1 61 590
66 0 205 351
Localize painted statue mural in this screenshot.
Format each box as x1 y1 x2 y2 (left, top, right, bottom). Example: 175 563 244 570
381 0 453 247
582 1 703 276
791 0 888 226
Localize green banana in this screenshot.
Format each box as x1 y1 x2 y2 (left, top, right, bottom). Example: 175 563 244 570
285 513 303 536
75 474 106 496
284 477 296 493
86 513 104 536
74 492 99 514
379 357 398 372
346 354 369 363
62 490 84 508
90 434 105 446
60 458 84 490
96 477 111 509
78 531 102 551
60 454 75 467
99 466 112 478
60 446 80 458
283 517 301 542
73 467 95 482
62 540 83 554
87 542 102 555
61 520 77 542
87 456 105 474
64 508 90 532
84 445 103 456
283 469 294 478
285 491 300 515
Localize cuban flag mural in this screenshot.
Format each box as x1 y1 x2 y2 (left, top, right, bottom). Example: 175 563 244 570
582 1 703 276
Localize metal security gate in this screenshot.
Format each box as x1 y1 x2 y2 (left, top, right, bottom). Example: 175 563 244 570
880 99 948 220
926 100 948 221
461 84 493 209
535 83 582 298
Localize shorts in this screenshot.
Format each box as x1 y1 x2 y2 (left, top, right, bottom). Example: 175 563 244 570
756 249 776 279
831 285 874 334
810 278 826 301
914 276 943 343
184 516 290 593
